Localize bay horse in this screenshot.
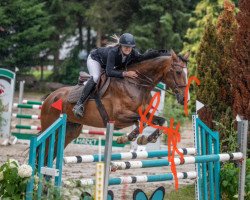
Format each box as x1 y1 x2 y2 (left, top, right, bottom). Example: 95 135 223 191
40 51 189 153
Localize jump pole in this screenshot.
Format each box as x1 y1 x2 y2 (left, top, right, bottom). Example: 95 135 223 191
78 171 197 186
110 153 243 170
63 148 196 164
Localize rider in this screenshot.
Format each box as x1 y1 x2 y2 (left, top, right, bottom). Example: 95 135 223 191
73 33 141 118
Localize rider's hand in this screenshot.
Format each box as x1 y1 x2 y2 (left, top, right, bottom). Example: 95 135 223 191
123 71 138 79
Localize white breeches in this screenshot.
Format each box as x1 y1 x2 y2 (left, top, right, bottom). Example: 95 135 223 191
87 55 102 83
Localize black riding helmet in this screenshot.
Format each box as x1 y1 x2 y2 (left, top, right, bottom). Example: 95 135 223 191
119 33 136 47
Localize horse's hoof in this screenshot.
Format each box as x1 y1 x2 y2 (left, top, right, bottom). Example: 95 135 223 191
137 136 148 145
149 138 157 143
116 136 128 144
128 135 137 142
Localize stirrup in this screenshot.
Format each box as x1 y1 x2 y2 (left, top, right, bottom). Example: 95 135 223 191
72 104 84 118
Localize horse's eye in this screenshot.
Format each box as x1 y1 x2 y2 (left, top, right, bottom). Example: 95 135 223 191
176 71 181 75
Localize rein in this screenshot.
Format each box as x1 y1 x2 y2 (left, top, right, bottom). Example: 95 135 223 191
136 70 154 86
126 70 154 88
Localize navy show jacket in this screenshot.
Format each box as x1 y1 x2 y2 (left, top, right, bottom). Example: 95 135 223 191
90 46 142 78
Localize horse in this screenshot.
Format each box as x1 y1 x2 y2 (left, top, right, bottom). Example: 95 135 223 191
40 51 189 155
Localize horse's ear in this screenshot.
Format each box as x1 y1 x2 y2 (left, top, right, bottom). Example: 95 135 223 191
183 52 190 60
170 50 178 61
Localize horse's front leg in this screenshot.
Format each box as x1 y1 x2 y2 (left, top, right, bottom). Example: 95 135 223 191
137 115 166 145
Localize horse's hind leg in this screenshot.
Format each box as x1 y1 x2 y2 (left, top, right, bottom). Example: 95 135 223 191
137 115 166 145
116 111 142 144
117 125 140 144
64 122 83 148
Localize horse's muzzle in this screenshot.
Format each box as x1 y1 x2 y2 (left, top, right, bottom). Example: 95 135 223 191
175 93 184 105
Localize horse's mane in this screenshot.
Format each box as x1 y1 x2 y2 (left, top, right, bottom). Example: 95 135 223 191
138 49 171 62
135 49 188 65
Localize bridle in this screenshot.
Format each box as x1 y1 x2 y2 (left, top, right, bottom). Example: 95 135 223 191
165 58 188 96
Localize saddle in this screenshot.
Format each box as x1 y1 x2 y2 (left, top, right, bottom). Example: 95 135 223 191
67 71 111 126
67 71 110 103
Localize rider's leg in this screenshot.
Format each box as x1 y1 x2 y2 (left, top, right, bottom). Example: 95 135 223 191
72 55 101 118
72 77 96 118
86 55 102 83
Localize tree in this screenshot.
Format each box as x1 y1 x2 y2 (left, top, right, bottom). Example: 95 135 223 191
42 0 75 80
182 0 238 114
196 0 238 151
184 0 224 53
56 0 92 83
230 0 250 120
196 19 221 127
216 0 237 113
0 0 54 72
129 0 197 52
85 0 139 47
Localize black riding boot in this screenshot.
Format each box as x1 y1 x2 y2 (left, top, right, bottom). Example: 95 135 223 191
72 77 96 118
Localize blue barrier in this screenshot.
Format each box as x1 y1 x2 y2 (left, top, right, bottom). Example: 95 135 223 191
26 114 67 200
194 115 220 200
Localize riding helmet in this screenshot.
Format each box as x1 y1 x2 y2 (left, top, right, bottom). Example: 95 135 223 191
119 33 136 47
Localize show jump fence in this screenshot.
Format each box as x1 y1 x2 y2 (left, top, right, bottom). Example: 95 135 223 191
25 114 247 200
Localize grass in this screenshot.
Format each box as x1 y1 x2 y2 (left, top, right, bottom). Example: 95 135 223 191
165 185 195 200
31 70 53 80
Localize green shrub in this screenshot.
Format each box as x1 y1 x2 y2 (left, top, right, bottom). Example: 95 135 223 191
213 118 238 153
220 159 250 199
0 159 32 199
